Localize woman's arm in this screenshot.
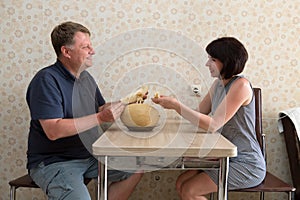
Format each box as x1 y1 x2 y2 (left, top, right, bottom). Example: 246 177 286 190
153 78 252 132
196 80 219 114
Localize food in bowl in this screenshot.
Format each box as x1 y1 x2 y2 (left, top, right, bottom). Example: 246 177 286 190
120 103 160 131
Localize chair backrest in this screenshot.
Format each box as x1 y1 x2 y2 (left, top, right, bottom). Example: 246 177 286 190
281 114 300 199
253 88 266 159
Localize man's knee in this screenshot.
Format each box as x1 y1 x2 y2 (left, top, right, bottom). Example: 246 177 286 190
46 177 90 200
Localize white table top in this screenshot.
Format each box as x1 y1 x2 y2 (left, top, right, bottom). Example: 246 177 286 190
93 119 237 158
93 118 237 158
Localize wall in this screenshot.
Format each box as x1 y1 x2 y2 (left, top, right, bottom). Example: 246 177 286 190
0 0 299 199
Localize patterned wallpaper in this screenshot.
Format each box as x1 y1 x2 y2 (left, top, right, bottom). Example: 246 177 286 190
1 0 299 199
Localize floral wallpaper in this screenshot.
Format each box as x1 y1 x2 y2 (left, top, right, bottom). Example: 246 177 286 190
1 0 299 199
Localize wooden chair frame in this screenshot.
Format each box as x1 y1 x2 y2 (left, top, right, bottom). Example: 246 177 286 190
280 114 300 200
211 88 295 200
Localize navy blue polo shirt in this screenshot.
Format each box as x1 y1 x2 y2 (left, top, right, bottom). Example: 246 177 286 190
26 60 105 169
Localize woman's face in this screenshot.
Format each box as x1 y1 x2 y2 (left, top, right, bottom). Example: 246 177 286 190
205 55 223 78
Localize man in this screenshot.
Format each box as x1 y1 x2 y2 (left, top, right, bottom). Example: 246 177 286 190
26 21 142 200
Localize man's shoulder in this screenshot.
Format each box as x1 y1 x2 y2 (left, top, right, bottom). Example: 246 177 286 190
34 62 63 79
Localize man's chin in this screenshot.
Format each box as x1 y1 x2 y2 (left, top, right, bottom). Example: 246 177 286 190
83 62 93 69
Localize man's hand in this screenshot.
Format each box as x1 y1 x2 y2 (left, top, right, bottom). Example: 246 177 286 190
97 102 125 124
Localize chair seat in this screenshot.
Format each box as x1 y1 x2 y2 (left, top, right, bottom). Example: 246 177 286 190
232 172 296 192
9 174 92 189
9 174 39 189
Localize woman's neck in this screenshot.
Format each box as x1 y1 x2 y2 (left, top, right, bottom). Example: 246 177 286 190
220 76 235 86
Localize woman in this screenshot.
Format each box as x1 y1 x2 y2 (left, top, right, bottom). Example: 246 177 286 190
152 37 266 200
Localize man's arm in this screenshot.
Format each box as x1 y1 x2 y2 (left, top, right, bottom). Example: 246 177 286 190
40 102 125 140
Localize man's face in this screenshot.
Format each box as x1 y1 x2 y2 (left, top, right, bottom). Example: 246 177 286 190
67 31 95 71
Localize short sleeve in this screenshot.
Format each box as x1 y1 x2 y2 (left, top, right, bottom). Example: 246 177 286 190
26 72 64 120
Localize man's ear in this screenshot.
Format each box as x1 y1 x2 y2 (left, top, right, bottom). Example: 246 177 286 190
61 46 71 58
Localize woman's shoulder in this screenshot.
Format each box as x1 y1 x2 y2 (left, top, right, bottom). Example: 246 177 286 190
230 76 253 105
233 75 252 89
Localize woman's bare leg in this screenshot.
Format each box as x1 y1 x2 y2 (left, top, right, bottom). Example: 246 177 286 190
176 170 199 194
177 172 217 200
108 173 143 200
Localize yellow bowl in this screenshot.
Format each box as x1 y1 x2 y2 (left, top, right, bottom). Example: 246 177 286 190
120 103 160 131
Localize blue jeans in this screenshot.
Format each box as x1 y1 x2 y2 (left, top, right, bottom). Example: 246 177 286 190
30 157 132 200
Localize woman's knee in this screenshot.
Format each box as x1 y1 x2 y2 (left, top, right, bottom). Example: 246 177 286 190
175 177 182 193
179 177 212 200
180 185 208 200
180 182 195 199
132 172 143 181
176 171 195 192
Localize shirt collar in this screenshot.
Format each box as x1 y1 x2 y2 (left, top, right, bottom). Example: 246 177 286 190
55 59 88 81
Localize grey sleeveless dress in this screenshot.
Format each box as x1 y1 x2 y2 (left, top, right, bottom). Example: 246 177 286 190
204 76 266 189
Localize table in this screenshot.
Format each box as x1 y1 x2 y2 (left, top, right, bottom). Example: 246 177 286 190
92 118 237 200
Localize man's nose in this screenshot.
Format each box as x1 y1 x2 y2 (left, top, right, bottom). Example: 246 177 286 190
89 47 95 55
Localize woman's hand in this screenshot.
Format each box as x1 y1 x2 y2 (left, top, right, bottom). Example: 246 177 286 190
151 95 179 110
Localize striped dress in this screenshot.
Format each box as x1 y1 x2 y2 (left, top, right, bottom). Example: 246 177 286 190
204 76 266 189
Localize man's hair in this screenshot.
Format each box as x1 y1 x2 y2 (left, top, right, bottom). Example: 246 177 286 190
51 21 90 57
205 37 248 79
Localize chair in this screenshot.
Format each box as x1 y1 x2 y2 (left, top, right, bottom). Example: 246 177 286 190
210 88 296 200
9 173 92 200
280 114 300 200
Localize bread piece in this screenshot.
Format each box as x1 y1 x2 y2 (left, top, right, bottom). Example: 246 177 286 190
121 85 148 104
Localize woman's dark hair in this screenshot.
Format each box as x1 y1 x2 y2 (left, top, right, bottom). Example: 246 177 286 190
205 37 248 79
51 21 90 57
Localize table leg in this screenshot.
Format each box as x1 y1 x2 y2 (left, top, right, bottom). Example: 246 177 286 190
98 156 108 200
97 160 101 200
218 157 229 200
